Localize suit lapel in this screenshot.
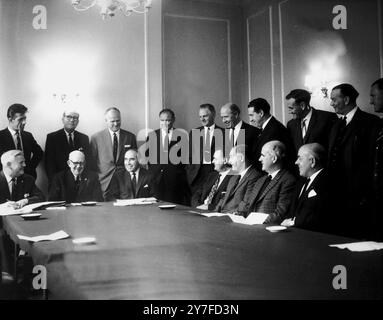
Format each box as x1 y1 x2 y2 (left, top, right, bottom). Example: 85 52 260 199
0 172 11 200
304 109 317 144
258 170 284 202
135 169 146 196
3 128 16 149
339 109 360 145
103 129 114 161
233 168 252 194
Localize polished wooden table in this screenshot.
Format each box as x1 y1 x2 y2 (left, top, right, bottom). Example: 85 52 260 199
2 203 383 299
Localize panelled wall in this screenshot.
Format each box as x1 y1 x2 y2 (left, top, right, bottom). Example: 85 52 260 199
162 0 245 131
244 0 383 124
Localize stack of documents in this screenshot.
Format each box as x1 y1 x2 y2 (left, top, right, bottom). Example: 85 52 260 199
201 212 269 225
329 241 383 252
113 197 157 206
17 230 69 243
0 201 65 216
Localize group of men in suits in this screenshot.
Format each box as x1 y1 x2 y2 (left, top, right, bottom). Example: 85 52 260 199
1 80 383 242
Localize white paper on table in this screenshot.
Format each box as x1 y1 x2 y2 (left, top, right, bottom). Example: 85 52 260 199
226 214 247 223
114 197 157 206
200 212 228 217
245 212 269 225
0 201 66 216
17 230 70 243
329 241 383 252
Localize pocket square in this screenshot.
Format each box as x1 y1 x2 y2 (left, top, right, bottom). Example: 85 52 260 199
125 144 131 148
143 184 149 188
308 189 317 198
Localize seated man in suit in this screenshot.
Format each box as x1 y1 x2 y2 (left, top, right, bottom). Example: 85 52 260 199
112 149 154 199
45 110 90 181
248 98 295 171
214 144 262 213
236 141 296 224
48 150 103 203
90 107 137 200
286 89 337 155
0 150 45 207
0 150 44 278
281 143 333 232
0 103 43 179
192 149 232 210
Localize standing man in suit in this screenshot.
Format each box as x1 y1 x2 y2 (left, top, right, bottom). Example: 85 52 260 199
192 149 232 210
282 143 334 232
48 150 103 203
248 98 294 170
237 141 296 223
286 89 337 155
147 109 190 206
187 104 225 194
214 145 262 213
220 103 260 163
370 78 383 241
328 83 380 239
45 110 90 181
90 107 137 200
0 103 43 179
112 149 154 200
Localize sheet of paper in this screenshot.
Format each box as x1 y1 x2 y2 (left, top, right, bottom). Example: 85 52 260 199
17 230 70 243
329 241 383 252
200 212 228 217
246 212 269 225
114 197 157 206
226 214 247 224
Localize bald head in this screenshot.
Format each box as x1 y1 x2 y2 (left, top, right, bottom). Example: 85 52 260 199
1 150 26 178
259 140 286 173
67 150 85 177
229 144 249 173
220 102 241 129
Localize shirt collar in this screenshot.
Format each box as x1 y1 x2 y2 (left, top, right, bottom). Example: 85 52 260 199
269 169 280 180
108 128 120 138
130 167 140 176
64 129 75 136
307 168 323 188
262 116 272 131
342 106 358 125
302 108 313 124
204 123 215 131
3 171 13 184
8 127 19 136
239 164 251 179
234 120 243 131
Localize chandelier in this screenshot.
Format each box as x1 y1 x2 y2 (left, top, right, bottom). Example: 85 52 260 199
71 0 152 19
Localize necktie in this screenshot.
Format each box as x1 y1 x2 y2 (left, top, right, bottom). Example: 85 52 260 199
301 119 307 138
74 175 80 194
164 132 169 152
299 178 310 198
230 128 235 147
68 133 74 151
229 175 241 196
15 130 22 151
131 172 137 197
204 127 211 162
10 178 16 201
205 174 221 205
113 133 118 163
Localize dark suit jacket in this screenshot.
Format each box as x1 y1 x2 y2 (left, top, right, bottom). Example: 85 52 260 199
373 121 383 241
187 124 224 187
0 172 45 204
255 117 295 171
45 129 90 181
112 167 154 200
90 128 137 199
328 108 380 238
0 128 43 178
239 169 296 223
215 166 262 213
287 170 333 232
48 170 103 203
147 128 190 206
191 170 232 210
287 108 337 155
229 121 260 164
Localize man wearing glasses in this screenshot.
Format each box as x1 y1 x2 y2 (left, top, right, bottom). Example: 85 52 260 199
48 150 103 203
0 103 43 179
45 110 90 182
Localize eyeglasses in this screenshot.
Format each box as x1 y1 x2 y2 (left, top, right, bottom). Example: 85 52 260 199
69 160 85 166
65 115 79 121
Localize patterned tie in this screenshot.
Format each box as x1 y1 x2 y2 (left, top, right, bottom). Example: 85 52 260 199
301 119 307 139
230 128 235 147
113 133 118 163
131 172 137 197
15 130 22 151
205 174 221 205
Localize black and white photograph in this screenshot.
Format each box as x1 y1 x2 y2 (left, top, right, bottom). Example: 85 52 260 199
0 0 382 306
